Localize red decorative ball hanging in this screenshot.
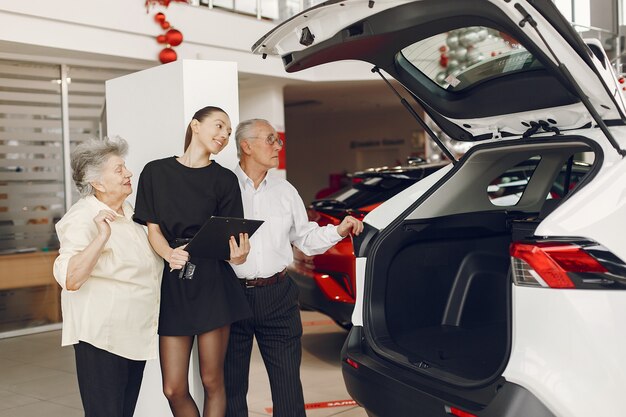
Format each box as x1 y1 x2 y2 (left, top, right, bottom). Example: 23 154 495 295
165 29 183 47
148 0 188 64
439 54 448 68
159 47 177 64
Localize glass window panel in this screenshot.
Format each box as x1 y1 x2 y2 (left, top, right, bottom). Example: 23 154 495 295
401 27 543 91
234 0 257 15
261 0 279 20
0 60 65 333
0 60 65 253
488 156 541 206
213 0 235 10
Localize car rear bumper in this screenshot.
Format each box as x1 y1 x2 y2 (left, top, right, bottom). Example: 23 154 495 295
289 268 354 327
342 326 555 417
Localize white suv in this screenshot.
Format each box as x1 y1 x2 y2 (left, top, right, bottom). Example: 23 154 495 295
254 1 626 416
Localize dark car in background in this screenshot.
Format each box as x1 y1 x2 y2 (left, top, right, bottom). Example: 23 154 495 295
289 162 447 329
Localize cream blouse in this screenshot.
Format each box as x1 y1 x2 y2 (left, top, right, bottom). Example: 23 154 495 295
53 195 162 360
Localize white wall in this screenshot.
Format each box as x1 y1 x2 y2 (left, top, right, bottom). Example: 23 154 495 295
286 106 425 204
238 82 287 178
239 83 286 130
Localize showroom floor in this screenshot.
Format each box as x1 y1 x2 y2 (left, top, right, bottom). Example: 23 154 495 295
0 310 366 417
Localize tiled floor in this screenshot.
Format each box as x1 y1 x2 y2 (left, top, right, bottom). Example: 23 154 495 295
0 311 366 417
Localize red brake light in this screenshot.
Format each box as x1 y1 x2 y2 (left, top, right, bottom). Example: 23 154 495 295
445 405 478 417
510 242 607 288
345 357 359 369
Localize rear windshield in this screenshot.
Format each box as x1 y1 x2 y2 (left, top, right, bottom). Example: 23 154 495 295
401 27 544 91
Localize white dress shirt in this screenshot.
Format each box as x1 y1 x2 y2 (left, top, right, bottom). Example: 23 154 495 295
53 195 162 360
231 164 343 279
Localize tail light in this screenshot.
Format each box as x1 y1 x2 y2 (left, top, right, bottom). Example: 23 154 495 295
345 357 359 369
444 405 478 417
510 241 626 289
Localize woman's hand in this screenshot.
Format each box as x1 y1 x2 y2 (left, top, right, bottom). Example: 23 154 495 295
66 210 117 291
229 233 250 265
93 210 117 241
167 245 189 270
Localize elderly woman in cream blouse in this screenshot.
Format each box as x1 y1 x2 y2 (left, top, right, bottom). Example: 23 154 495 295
53 137 161 417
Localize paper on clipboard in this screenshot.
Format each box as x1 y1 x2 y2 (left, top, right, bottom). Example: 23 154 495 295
184 216 264 260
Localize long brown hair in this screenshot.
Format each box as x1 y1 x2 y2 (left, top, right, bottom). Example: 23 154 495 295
184 106 227 151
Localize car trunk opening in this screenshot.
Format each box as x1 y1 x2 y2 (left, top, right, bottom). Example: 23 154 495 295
364 137 600 385
374 212 512 382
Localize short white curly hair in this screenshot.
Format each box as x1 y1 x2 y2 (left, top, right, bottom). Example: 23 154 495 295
70 136 129 196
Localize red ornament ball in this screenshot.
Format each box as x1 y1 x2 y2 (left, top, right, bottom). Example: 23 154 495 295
161 20 171 30
439 45 447 52
154 12 166 23
439 54 448 68
165 29 183 46
156 34 167 44
159 47 177 64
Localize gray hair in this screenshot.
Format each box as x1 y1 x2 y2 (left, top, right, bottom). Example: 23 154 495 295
235 118 271 159
71 136 129 196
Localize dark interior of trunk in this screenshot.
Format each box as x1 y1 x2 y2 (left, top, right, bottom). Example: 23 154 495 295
364 141 598 384
369 211 532 382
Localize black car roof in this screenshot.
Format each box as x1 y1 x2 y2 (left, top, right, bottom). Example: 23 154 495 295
350 162 449 180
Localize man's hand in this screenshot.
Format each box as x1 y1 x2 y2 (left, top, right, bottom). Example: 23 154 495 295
229 233 250 265
337 215 364 238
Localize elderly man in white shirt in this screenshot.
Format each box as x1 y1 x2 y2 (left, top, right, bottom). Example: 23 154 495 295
225 119 363 417
53 137 162 417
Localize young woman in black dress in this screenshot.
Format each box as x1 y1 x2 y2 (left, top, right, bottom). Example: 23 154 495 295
134 106 252 417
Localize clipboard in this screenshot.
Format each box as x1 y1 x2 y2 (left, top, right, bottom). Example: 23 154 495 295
184 216 264 261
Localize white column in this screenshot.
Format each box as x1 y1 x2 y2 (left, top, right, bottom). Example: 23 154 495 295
239 82 286 177
105 59 240 417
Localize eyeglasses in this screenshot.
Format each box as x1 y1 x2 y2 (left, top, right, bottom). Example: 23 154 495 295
252 134 284 147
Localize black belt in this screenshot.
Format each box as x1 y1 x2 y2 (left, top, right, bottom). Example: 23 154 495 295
240 269 287 288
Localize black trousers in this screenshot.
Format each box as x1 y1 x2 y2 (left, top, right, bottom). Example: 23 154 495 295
224 276 306 417
74 341 146 417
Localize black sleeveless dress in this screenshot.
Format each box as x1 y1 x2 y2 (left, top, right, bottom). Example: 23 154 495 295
134 157 251 336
